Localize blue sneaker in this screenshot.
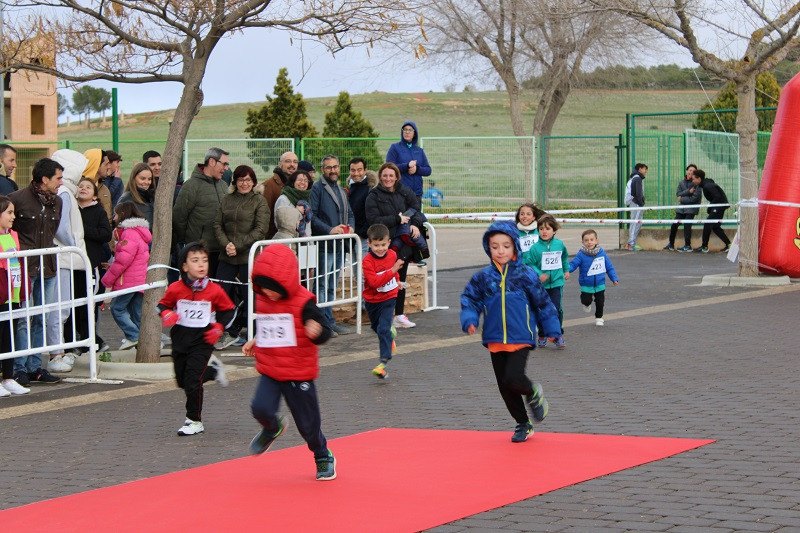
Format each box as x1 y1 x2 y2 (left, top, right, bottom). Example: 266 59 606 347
511 421 533 443
249 417 285 455
526 383 549 423
537 337 547 348
554 337 566 349
315 450 337 481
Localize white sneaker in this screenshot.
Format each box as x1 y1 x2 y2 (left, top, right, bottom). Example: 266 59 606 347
48 354 73 373
2 379 30 395
583 305 592 313
177 419 204 436
0 383 10 397
595 318 604 326
120 338 138 350
208 355 228 387
393 314 416 328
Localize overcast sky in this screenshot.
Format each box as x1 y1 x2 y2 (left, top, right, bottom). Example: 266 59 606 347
63 25 697 117
67 29 452 117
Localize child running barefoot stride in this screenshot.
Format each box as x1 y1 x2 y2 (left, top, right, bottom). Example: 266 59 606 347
243 244 337 481
158 242 234 436
524 214 569 348
362 224 403 379
461 221 560 443
568 229 619 326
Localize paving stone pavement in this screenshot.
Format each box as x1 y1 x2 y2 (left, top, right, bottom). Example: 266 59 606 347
2 228 799 532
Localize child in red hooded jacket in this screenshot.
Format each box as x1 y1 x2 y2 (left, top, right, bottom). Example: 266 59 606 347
242 243 336 481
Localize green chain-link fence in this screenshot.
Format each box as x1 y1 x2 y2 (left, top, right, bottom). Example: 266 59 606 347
184 138 295 180
539 136 618 209
5 141 66 188
628 108 776 220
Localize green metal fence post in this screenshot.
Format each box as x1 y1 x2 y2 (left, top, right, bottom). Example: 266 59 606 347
111 88 119 152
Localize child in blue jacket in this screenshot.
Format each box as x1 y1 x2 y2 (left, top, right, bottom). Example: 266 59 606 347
461 220 561 443
568 229 619 326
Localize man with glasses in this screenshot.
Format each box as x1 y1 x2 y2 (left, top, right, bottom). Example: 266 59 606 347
263 151 300 238
173 147 230 276
310 154 355 336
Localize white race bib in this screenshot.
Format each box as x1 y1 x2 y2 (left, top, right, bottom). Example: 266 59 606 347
520 234 538 252
176 300 212 328
541 250 562 271
10 262 21 289
376 271 399 293
587 257 606 276
255 314 297 348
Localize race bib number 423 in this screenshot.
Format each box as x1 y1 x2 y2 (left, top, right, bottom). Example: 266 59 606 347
587 257 607 276
255 314 297 348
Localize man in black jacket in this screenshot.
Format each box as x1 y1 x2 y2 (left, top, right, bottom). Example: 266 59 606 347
691 169 731 253
0 144 18 195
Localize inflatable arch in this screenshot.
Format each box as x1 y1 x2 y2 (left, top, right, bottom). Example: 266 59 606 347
758 72 800 276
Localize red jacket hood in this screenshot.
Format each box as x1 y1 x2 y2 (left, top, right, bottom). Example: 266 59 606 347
251 244 300 297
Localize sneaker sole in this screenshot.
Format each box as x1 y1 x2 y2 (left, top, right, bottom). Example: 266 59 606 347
177 427 204 436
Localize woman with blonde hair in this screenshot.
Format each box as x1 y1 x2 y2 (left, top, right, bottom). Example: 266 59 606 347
118 162 155 228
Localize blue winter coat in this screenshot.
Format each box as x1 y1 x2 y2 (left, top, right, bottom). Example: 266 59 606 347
460 220 561 346
385 121 431 197
310 176 355 251
568 247 619 293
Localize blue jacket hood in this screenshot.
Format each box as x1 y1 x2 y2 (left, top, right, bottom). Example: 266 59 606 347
482 220 522 262
401 121 419 145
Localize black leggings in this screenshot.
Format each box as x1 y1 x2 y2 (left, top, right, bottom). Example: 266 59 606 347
668 212 695 247
580 290 605 319
702 207 731 247
490 348 535 425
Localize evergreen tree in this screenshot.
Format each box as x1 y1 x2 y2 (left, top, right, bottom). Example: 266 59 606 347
245 68 317 173
304 92 383 175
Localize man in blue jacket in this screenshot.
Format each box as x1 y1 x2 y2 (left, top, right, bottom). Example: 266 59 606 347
386 121 431 200
310 154 355 336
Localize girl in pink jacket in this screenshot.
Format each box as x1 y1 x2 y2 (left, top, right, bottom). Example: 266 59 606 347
101 203 151 350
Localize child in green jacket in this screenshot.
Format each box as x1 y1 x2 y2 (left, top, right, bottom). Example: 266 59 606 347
523 214 569 348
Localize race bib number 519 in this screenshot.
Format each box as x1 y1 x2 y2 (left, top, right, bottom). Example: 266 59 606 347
255 314 297 348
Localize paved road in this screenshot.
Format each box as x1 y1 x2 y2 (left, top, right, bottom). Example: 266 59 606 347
2 227 799 531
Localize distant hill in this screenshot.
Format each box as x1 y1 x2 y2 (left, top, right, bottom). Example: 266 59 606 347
58 89 711 143
523 61 800 90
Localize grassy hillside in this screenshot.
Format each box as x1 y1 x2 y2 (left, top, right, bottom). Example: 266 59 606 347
58 89 710 143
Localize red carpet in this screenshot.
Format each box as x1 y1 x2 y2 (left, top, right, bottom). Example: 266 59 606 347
3 429 712 532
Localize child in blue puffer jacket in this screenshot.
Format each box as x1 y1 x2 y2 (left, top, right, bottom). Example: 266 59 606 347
460 220 561 444
568 229 619 327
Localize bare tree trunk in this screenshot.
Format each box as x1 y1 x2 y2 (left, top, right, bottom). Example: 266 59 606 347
504 78 535 200
537 83 569 137
136 63 206 363
736 75 759 277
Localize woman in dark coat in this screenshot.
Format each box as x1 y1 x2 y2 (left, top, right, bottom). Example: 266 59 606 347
364 162 425 328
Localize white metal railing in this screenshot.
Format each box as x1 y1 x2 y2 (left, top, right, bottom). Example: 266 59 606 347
0 246 166 383
247 234 363 337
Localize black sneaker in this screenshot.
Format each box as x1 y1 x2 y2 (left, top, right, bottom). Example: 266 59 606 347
315 450 337 481
14 371 30 387
249 417 285 455
28 368 61 384
662 243 675 251
511 422 533 443
526 383 549 422
693 246 709 253
721 244 731 252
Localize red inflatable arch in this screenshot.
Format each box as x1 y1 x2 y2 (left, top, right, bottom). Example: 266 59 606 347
758 72 800 276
